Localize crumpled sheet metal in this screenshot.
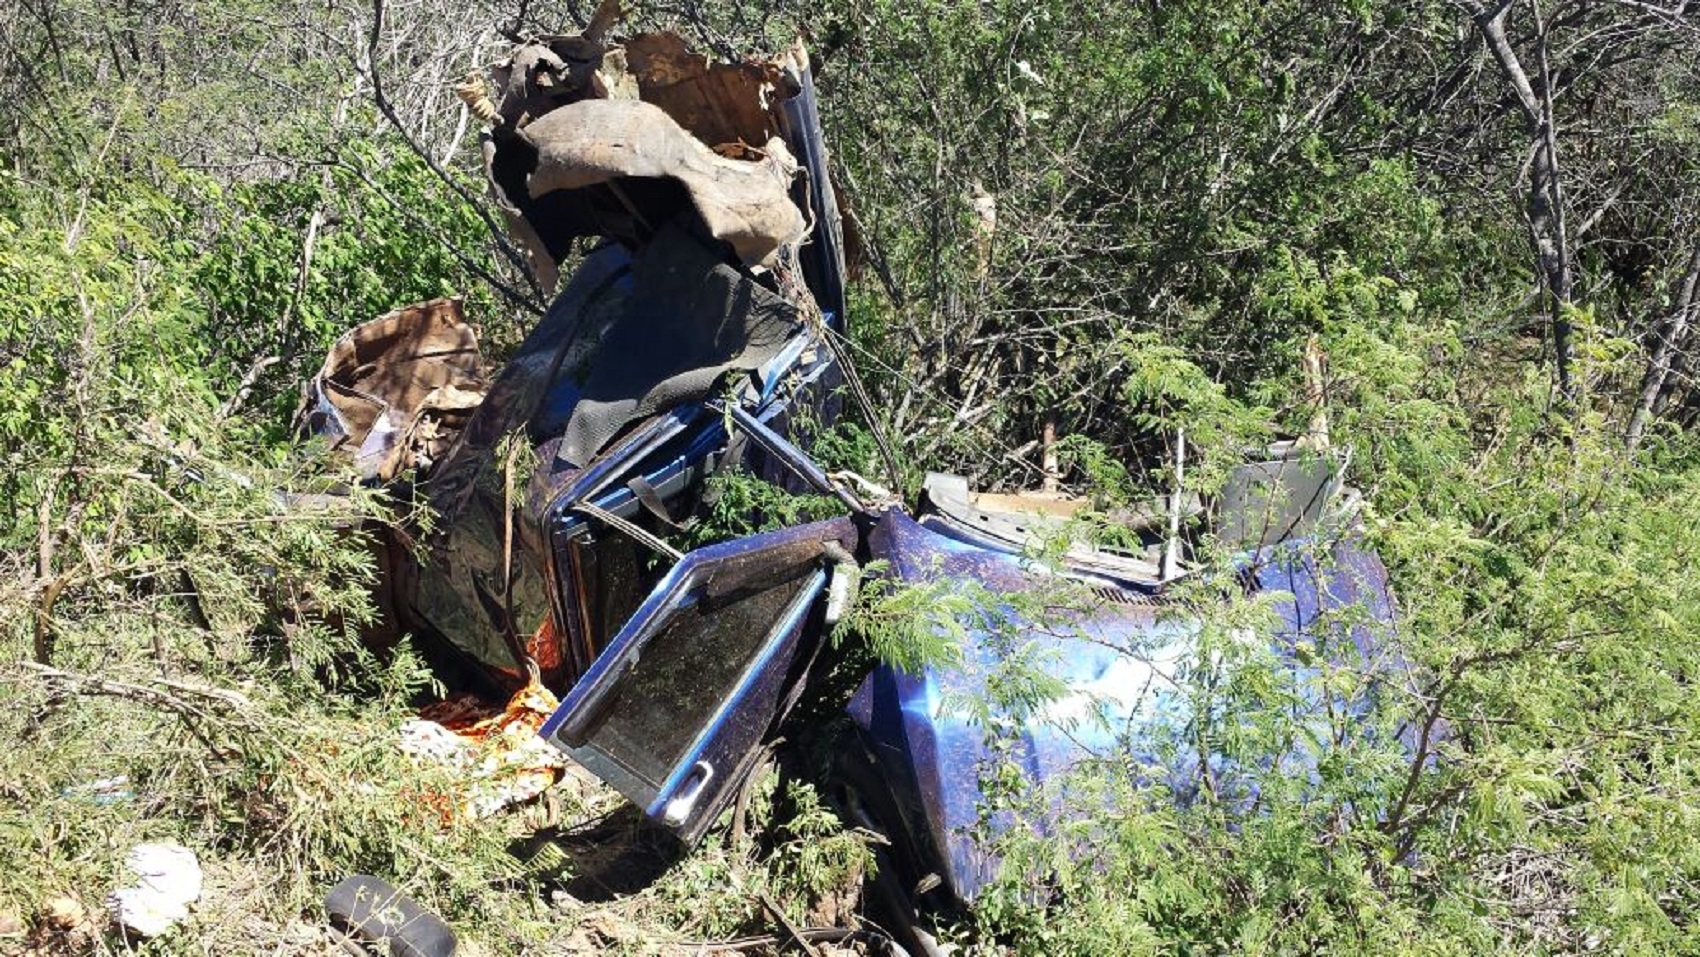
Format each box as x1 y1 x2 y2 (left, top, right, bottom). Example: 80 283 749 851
620 31 788 149
479 25 811 291
298 298 487 482
522 99 803 269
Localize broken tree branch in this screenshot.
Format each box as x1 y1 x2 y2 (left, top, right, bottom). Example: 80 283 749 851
758 892 823 957
213 355 282 424
1463 0 1576 399
14 660 256 714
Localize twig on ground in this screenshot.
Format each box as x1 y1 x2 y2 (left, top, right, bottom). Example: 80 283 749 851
758 892 823 957
687 926 858 952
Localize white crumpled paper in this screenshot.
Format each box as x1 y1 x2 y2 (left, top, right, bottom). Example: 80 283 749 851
107 842 202 937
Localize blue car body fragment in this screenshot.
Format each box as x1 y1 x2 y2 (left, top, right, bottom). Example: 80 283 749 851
849 509 1410 901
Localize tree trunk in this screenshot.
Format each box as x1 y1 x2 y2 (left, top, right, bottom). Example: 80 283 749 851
1472 0 1575 399
1626 243 1700 450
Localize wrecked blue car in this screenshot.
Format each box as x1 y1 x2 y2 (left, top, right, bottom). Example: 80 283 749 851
299 26 1409 940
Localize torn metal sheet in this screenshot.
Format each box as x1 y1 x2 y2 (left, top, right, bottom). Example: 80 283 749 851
473 24 814 291
621 31 789 149
520 99 803 268
297 298 487 482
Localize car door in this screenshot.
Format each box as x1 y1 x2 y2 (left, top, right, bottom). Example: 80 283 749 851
539 516 858 843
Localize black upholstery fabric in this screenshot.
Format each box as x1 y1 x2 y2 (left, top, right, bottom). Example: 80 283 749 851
558 223 801 467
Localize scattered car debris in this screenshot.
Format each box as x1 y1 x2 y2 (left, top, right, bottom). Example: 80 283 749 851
398 682 569 820
298 8 1417 947
324 875 456 957
25 896 98 954
58 774 132 806
106 842 202 938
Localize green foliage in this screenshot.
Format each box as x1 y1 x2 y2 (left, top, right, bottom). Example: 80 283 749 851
836 561 971 675
959 290 1700 954
193 139 506 419
819 0 1508 486
0 109 542 949
686 467 844 546
1113 330 1273 493
0 645 530 936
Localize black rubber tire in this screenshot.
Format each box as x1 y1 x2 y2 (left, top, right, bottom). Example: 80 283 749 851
324 875 457 957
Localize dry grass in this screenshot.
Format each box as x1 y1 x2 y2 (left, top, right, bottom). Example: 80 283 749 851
0 641 874 956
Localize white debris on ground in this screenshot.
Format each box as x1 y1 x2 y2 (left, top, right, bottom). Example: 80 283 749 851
106 842 202 937
399 719 472 763
399 682 570 820
60 775 133 805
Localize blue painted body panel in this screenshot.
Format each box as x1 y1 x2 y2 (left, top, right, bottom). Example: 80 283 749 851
850 509 1406 900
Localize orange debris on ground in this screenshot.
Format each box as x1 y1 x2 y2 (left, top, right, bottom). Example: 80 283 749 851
402 680 569 821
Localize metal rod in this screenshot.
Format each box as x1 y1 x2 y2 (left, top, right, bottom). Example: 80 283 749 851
1163 428 1186 581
